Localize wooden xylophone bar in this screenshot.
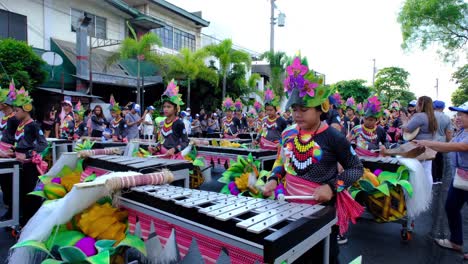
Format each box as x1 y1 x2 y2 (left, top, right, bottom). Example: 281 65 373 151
120 185 336 264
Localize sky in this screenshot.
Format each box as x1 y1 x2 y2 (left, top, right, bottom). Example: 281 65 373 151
168 0 466 106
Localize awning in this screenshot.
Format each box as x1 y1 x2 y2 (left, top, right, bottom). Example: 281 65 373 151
36 87 101 98
74 72 162 88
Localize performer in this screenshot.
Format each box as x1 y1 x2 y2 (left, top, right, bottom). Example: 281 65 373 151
11 87 48 226
221 97 241 138
253 101 265 131
109 97 126 142
235 98 247 132
327 92 343 132
73 101 87 139
56 99 75 139
256 88 287 150
150 79 189 158
343 97 360 134
347 95 388 156
387 100 402 143
245 109 259 133
263 57 363 264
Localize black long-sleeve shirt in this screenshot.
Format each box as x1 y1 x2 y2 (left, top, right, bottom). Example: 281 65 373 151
159 118 189 153
0 115 19 145
257 116 288 142
222 117 242 135
15 121 48 158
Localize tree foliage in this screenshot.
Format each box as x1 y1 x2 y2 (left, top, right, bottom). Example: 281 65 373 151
451 64 468 105
260 51 288 99
398 0 468 61
0 38 47 91
331 79 371 103
205 39 252 99
374 67 412 106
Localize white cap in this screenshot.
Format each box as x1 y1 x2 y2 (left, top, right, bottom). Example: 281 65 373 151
62 100 73 107
186 107 191 111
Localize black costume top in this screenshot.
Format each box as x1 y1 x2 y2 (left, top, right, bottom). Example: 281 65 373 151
158 118 189 153
14 120 48 158
0 113 19 145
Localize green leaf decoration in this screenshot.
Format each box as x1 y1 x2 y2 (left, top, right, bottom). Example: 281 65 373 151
351 189 362 199
84 174 97 182
259 170 270 178
95 239 116 253
349 256 362 264
376 184 390 196
397 166 409 181
41 259 63 264
12 240 51 255
116 234 146 256
58 246 88 263
46 230 85 250
96 196 113 205
382 178 398 186
76 159 84 173
87 250 110 264
248 153 254 163
377 171 398 183
40 143 52 159
240 144 249 149
57 165 73 178
358 179 377 193
398 180 413 197
220 184 230 194
193 158 205 167
39 175 55 184
28 190 47 199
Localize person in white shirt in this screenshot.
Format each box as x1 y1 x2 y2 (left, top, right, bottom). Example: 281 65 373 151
143 106 155 140
181 111 192 136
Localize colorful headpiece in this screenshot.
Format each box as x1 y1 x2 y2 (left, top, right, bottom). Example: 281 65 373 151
234 98 243 112
2 79 17 105
246 109 257 118
108 94 121 114
222 97 236 112
284 56 332 111
356 102 364 116
162 79 184 106
73 100 85 117
330 92 343 107
254 101 263 113
364 95 382 118
12 87 33 112
345 97 356 111
390 100 400 111
264 88 280 108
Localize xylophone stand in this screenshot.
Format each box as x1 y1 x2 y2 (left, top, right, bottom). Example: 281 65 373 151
0 159 20 228
49 139 74 165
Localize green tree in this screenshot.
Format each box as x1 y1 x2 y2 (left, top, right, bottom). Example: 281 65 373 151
374 67 411 106
164 48 218 108
260 51 288 99
398 0 468 61
331 79 371 103
386 89 417 108
205 39 252 100
451 64 468 105
107 22 162 106
0 38 47 91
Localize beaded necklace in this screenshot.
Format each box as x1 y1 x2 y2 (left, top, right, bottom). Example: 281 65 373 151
290 124 323 171
161 117 177 137
264 116 278 129
111 117 122 128
15 118 33 141
360 125 378 142
0 112 14 130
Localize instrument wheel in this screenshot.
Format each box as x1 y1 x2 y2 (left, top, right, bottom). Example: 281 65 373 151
400 228 412 242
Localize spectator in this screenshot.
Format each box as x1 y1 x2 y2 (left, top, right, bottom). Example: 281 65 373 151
432 100 453 183
207 113 218 134
42 107 57 138
186 107 193 122
192 114 202 138
414 101 468 259
200 112 208 136
143 106 155 140
90 105 108 138
199 108 206 122
407 100 417 117
125 103 142 140
56 100 75 139
181 111 192 136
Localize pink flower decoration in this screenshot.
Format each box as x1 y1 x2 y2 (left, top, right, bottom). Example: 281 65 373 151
109 94 115 106
357 103 363 112
332 93 342 105
300 80 318 97
234 99 243 111
254 101 262 112
264 88 274 103
346 97 355 107
8 80 16 99
163 79 179 97
286 57 308 76
223 97 234 109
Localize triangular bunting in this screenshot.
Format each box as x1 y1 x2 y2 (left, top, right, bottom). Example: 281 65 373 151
180 238 204 264
134 219 142 238
215 248 231 264
159 228 181 264
146 221 163 260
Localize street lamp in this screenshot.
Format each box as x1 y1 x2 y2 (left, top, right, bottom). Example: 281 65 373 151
270 0 286 52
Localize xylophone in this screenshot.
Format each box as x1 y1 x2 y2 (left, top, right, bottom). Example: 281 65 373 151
119 185 337 264
0 159 20 228
196 145 277 170
83 155 192 187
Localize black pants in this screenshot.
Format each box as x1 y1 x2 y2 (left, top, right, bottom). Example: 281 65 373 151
293 225 340 264
91 130 103 138
0 173 13 217
19 163 42 226
432 152 444 182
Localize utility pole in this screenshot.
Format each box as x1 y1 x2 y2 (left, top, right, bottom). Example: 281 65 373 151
435 78 439 99
372 58 376 87
270 0 275 52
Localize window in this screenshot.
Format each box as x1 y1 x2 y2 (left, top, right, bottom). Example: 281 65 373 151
71 8 107 39
0 9 27 41
154 26 195 51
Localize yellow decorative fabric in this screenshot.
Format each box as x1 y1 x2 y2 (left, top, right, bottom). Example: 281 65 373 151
78 203 128 243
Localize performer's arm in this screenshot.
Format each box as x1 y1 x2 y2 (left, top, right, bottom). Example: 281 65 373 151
174 121 189 153
414 140 468 153
334 132 364 188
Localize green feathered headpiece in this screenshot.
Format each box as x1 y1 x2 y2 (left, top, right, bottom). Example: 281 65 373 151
12 87 33 112
108 94 121 114
1 79 16 105
284 56 332 112
222 97 236 112
264 87 280 108
0 87 8 104
73 100 85 117
162 79 184 106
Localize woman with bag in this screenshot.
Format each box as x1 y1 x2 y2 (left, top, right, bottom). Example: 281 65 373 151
414 101 468 259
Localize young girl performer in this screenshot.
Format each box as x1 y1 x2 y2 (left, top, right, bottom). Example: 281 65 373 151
221 97 241 138
73 101 87 139
0 80 19 157
109 95 126 142
256 88 287 150
263 57 363 264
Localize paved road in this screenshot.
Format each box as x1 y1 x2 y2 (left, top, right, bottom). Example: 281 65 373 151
1 179 467 263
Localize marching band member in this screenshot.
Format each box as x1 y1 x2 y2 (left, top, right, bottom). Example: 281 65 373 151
387 100 402 143
73 101 87 139
343 97 360 134
221 97 241 138
56 99 75 140
256 88 287 150
327 92 343 132
245 109 259 133
263 57 363 264
109 96 127 142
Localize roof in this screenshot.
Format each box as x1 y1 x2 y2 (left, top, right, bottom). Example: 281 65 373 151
150 0 210 27
105 0 166 29
36 87 101 98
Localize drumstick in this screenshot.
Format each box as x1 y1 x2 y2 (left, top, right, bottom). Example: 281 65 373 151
278 195 316 202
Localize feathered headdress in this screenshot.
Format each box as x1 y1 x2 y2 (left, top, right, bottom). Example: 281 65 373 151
234 98 243 112
73 100 85 117
356 102 364 116
12 87 33 112
253 101 263 113
330 92 343 107
246 109 257 118
284 56 332 111
364 95 382 118
108 94 121 114
345 97 356 111
264 88 280 108
390 100 400 111
162 79 184 106
0 86 8 104
2 79 17 105
222 97 236 111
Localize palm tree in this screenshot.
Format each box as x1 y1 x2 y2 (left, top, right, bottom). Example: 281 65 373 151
107 22 162 106
260 51 288 99
205 39 252 100
164 48 218 107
